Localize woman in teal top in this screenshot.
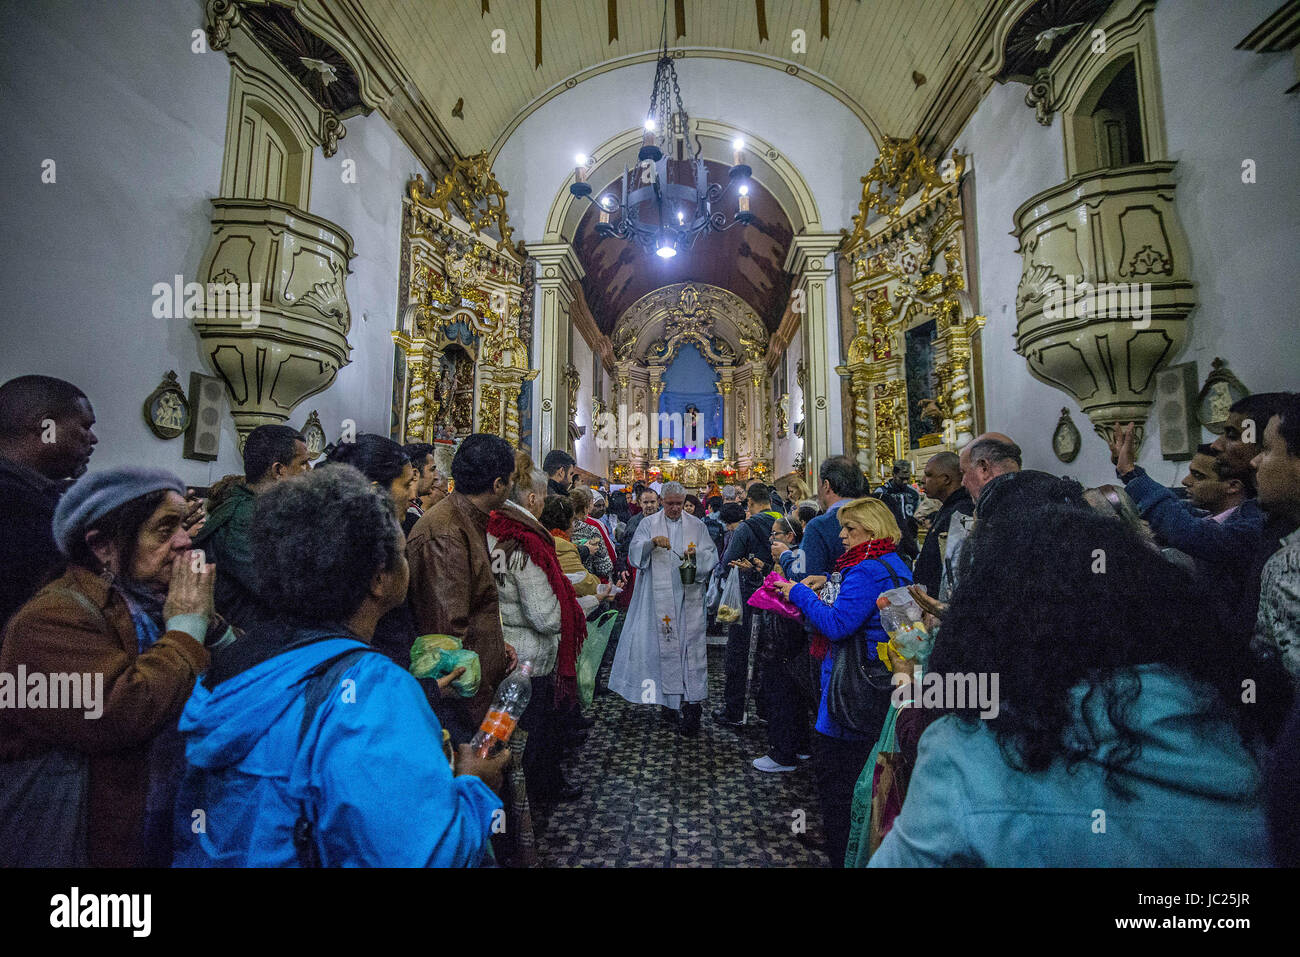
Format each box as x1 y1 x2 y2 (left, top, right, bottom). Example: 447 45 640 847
872 505 1276 867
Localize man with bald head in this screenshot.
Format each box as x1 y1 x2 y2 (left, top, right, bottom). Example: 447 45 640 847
913 450 973 595
960 432 1023 502
937 433 1023 601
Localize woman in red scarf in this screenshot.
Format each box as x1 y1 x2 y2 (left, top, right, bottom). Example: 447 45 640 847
486 463 587 811
773 496 913 869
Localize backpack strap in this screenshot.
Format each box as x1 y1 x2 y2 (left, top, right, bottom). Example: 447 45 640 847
290 645 382 867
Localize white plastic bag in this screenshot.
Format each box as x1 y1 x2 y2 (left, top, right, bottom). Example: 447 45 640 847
716 566 743 624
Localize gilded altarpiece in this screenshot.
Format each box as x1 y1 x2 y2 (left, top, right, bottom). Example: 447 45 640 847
607 283 770 486
391 163 536 448
837 138 986 480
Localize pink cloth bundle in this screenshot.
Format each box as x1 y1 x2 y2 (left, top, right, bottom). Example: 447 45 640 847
746 570 804 620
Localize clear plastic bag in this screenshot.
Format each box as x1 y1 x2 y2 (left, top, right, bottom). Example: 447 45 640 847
874 586 933 667
715 565 743 624
705 569 723 614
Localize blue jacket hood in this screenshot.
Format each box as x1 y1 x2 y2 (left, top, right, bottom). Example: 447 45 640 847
180 637 367 771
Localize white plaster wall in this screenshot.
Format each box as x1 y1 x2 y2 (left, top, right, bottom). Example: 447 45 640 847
307 105 430 448
0 0 428 486
954 0 1300 488
501 57 876 457
0 0 231 486
570 331 605 476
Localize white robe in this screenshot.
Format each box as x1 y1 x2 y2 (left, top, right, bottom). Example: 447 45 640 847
608 509 719 709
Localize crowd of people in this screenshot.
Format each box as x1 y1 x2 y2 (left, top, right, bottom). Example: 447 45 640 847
0 372 1297 868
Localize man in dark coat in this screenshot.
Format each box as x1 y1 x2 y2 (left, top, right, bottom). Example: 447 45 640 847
874 460 920 563
192 425 310 629
543 449 576 497
0 375 97 633
714 482 782 726
912 451 972 595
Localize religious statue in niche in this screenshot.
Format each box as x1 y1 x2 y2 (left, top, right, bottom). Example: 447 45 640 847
450 353 476 438
904 319 938 448
683 404 702 449
427 350 476 441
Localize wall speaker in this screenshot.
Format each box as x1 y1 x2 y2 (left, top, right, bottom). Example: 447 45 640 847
184 372 225 462
1153 361 1199 461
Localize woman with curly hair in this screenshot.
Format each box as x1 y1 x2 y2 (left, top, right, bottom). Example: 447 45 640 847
173 466 507 866
871 504 1275 867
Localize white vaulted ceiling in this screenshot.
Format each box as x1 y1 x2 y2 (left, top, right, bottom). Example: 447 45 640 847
328 0 1000 155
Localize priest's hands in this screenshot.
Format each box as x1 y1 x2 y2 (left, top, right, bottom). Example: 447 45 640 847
652 535 672 549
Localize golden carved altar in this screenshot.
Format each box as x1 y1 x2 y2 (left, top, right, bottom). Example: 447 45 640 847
392 167 536 447
836 137 985 480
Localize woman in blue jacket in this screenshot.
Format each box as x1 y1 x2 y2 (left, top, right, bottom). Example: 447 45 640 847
774 496 912 868
173 465 509 867
871 504 1275 867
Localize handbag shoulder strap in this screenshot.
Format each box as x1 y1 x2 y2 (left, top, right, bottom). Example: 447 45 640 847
870 556 902 588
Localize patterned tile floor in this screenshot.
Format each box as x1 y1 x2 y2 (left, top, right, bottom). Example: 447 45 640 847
532 644 829 867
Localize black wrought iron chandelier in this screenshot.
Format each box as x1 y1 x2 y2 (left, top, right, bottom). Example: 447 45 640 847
569 1 754 259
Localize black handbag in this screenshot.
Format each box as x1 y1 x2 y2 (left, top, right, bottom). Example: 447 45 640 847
825 558 901 736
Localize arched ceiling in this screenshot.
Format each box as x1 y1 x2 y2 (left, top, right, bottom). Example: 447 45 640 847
334 0 1000 156
573 159 793 336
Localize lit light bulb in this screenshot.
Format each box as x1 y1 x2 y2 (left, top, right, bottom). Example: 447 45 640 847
738 183 750 214
574 153 588 184
574 153 589 167
732 137 746 166
677 209 685 224
645 118 657 132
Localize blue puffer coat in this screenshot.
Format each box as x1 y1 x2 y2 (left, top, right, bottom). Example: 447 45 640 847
789 552 912 740
173 637 500 867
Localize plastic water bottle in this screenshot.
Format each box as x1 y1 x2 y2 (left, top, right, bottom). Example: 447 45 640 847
875 588 932 663
470 660 534 758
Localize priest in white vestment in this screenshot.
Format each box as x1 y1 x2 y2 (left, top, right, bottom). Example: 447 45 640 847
609 481 718 734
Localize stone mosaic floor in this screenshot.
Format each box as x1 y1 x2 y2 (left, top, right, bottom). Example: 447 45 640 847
531 644 829 867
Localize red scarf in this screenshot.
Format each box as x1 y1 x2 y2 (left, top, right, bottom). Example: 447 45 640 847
834 537 896 571
487 508 586 704
810 538 898 660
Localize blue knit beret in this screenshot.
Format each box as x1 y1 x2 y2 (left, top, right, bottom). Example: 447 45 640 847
52 467 187 556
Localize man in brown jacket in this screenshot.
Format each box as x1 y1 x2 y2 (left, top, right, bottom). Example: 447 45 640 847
407 433 518 737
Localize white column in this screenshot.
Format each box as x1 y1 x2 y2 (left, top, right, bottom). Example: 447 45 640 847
528 242 584 456
786 234 843 476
